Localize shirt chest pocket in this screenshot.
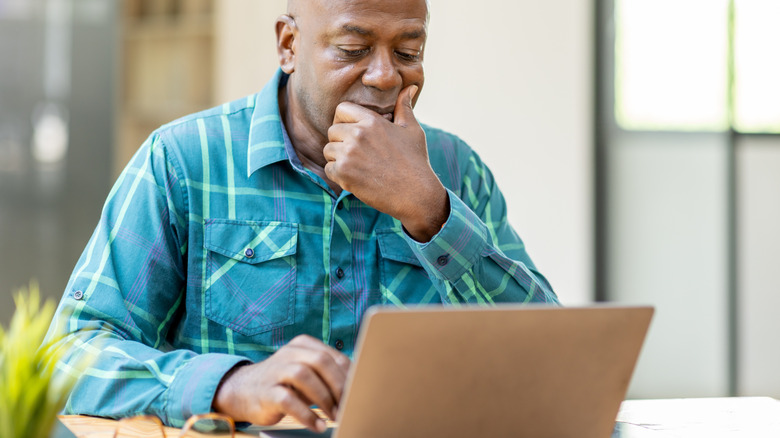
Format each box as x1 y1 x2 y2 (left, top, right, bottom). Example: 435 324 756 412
376 229 438 305
204 220 298 336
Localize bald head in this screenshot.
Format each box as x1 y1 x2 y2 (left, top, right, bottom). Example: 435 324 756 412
287 0 430 23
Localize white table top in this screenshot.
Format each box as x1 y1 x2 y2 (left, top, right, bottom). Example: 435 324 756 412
615 397 780 437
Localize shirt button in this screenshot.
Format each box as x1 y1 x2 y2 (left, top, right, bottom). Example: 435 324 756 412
337 203 344 210
244 248 255 258
73 290 84 300
336 267 345 279
437 255 450 266
335 339 344 350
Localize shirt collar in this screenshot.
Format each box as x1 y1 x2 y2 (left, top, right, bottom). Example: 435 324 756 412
247 68 291 177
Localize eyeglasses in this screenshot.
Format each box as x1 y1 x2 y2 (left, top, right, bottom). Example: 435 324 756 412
113 413 236 437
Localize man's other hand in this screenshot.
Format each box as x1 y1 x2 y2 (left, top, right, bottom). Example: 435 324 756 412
324 85 449 242
212 335 351 433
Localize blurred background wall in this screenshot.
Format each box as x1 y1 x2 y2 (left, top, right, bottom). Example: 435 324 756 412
1 0 779 401
0 0 117 322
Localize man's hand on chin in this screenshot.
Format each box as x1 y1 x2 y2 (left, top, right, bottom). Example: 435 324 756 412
323 85 449 243
213 335 351 433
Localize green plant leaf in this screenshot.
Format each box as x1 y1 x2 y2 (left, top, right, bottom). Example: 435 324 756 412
0 282 83 438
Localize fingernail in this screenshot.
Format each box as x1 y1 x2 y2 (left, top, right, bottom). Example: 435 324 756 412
410 85 419 100
316 419 327 433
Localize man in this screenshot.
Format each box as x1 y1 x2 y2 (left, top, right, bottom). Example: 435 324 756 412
48 0 558 433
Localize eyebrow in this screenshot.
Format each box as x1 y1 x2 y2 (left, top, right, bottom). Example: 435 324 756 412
340 24 426 40
342 24 374 37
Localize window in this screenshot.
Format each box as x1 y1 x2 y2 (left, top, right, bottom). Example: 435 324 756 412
615 0 780 133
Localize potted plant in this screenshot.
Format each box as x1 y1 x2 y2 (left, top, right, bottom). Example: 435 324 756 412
0 283 77 438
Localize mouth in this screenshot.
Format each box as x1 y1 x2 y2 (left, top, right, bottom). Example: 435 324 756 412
358 104 395 122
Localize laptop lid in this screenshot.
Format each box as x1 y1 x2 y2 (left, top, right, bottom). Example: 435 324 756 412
332 304 654 438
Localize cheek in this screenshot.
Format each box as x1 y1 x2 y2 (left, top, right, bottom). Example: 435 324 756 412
324 64 365 93
401 65 425 88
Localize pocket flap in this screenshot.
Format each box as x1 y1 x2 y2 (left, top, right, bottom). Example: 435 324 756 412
376 229 422 267
205 220 297 264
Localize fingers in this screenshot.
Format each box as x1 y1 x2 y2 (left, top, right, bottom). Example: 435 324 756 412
287 335 351 371
333 101 376 124
279 362 338 420
327 122 357 144
215 335 351 433
393 84 419 128
286 336 351 404
269 385 328 433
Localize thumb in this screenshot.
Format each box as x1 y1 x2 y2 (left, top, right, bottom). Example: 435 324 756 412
393 85 419 127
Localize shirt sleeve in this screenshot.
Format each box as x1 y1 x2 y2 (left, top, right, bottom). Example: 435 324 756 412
45 133 249 427
405 138 560 305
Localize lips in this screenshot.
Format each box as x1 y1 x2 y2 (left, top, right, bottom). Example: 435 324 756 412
357 103 395 122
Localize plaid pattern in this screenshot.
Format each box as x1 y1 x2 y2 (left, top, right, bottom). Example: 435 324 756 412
47 69 558 427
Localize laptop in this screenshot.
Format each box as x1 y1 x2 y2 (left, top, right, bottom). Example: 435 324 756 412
255 305 654 438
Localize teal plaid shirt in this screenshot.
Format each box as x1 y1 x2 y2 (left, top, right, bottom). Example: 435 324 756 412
48 69 558 427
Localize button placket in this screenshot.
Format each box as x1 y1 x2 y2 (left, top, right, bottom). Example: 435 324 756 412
328 194 354 356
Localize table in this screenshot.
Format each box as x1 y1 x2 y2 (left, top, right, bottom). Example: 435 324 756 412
615 397 780 437
59 410 330 438
60 397 780 437
59 415 252 437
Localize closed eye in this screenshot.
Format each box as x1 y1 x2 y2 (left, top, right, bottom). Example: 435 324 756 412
339 47 370 59
396 51 421 62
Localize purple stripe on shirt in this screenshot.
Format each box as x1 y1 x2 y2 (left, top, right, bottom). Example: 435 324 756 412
231 268 295 331
123 209 172 327
330 280 356 315
441 135 461 190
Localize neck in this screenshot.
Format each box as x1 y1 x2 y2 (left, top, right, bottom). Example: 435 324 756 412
278 80 342 195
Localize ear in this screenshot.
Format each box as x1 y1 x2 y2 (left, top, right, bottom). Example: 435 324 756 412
276 15 297 74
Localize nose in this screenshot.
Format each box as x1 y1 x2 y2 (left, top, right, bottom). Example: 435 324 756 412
362 49 402 92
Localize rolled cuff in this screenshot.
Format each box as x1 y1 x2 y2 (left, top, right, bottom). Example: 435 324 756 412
405 189 489 282
165 353 250 427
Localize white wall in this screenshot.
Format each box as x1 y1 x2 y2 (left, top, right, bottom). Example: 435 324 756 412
215 0 594 305
737 136 780 397
418 1 593 305
607 133 730 398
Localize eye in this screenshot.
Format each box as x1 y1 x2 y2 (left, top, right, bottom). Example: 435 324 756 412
396 51 421 63
338 47 370 59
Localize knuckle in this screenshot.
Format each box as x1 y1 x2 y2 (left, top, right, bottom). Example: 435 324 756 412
352 127 366 141
324 162 338 180
311 351 331 368
275 388 295 410
288 363 310 381
290 334 314 346
336 355 351 369
323 161 334 174
338 150 354 167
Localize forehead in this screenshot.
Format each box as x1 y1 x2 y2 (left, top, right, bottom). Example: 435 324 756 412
313 0 429 35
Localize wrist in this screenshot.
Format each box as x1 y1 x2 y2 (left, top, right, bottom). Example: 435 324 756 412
402 186 449 242
212 361 250 415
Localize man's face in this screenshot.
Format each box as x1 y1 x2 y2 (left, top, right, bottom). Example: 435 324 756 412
284 0 428 138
